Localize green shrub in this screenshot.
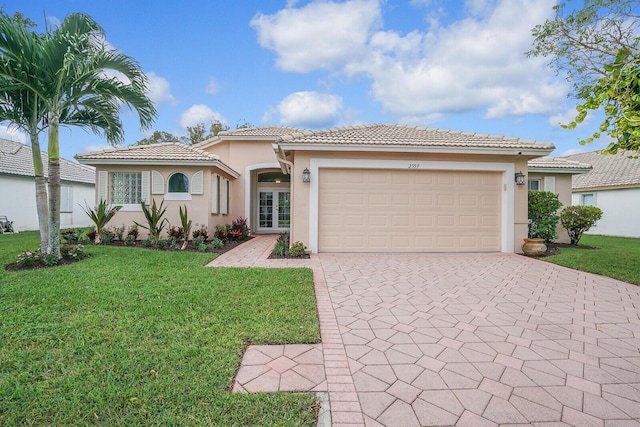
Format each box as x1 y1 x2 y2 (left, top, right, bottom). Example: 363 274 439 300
114 225 126 241
61 228 79 244
100 229 116 244
289 241 307 257
560 205 604 245
123 234 137 246
210 238 224 249
528 191 563 241
193 235 206 247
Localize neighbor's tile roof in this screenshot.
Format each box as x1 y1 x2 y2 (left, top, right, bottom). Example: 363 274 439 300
277 124 555 150
0 138 95 184
564 150 640 189
527 157 592 170
74 142 222 162
217 126 304 137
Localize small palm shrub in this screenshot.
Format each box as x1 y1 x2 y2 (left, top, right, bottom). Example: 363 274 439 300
135 200 168 245
82 200 122 244
179 205 193 250
560 205 603 245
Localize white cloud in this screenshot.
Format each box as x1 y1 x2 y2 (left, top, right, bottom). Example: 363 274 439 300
277 92 343 127
179 104 225 129
548 107 595 129
146 72 178 106
0 125 27 144
251 0 382 73
254 0 566 122
205 78 219 95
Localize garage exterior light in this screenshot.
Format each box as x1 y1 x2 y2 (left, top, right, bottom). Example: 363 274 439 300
515 171 526 186
302 168 311 183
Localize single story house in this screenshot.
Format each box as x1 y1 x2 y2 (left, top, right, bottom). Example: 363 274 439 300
75 124 589 253
0 138 96 231
564 150 640 238
527 157 593 243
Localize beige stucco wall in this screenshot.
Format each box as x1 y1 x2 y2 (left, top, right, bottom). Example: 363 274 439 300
528 172 572 244
204 139 283 232
94 164 231 240
290 150 532 253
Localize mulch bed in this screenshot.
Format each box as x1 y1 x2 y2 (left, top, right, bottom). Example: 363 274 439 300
267 253 311 260
5 237 253 272
535 242 598 258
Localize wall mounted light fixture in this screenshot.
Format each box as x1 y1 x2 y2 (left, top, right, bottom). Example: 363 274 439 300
302 168 311 183
515 171 525 186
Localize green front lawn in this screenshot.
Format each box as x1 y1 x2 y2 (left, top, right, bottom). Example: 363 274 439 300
545 234 640 285
0 232 320 426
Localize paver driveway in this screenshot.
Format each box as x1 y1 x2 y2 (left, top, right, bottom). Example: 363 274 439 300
321 253 640 426
215 236 640 426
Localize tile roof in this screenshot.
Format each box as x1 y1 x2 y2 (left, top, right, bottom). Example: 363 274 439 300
277 124 555 151
218 126 304 137
0 138 95 184
527 157 592 171
74 142 221 162
564 150 640 189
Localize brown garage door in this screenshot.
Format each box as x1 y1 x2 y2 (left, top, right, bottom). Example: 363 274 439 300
318 168 502 252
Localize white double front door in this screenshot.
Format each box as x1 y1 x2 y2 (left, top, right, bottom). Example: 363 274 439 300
257 190 291 231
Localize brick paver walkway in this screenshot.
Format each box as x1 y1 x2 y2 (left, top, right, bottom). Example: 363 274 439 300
212 236 640 427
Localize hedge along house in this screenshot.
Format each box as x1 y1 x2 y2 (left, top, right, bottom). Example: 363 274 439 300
75 123 579 253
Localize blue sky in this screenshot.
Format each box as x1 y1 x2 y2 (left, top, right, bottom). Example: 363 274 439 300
3 0 608 161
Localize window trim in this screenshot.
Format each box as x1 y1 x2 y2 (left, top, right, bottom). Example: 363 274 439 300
111 172 143 210
528 179 541 191
167 172 190 193
581 193 596 206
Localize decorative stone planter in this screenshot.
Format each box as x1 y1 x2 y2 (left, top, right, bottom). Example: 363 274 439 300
522 238 547 257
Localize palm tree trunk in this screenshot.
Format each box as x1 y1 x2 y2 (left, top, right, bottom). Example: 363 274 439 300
29 130 50 251
47 114 61 260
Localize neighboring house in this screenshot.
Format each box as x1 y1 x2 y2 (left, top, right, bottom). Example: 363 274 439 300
564 150 640 238
75 123 588 254
526 157 592 243
0 138 96 231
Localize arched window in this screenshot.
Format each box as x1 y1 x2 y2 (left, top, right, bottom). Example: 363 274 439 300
168 172 189 193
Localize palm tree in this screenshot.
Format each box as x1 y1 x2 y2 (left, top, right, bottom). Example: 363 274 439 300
0 12 157 259
0 15 50 249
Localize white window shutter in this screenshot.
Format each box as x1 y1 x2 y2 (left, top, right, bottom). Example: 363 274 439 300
141 171 151 204
61 185 73 212
151 170 164 194
211 174 219 214
544 176 556 193
220 177 228 214
227 179 231 214
98 171 108 202
191 170 204 194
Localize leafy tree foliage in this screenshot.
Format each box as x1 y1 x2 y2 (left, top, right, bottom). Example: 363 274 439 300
528 0 640 153
136 120 254 146
136 130 180 145
0 12 156 259
528 191 563 242
560 205 603 245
